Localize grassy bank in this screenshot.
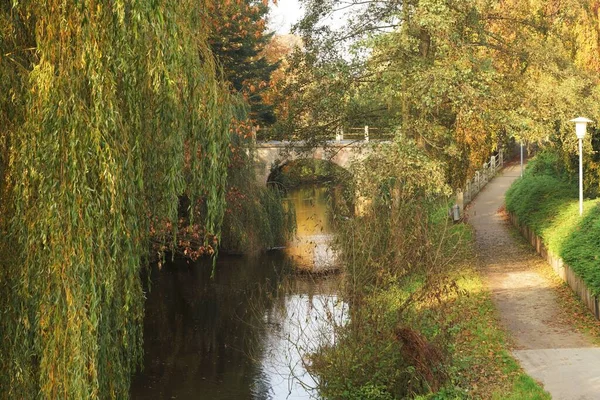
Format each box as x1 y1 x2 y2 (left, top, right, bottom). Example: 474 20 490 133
313 208 548 399
310 140 548 399
506 151 600 295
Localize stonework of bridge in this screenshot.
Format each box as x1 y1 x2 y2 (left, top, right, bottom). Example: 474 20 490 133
254 140 379 185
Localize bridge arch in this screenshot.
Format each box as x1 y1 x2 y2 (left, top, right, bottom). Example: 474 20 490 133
266 158 353 189
253 141 373 186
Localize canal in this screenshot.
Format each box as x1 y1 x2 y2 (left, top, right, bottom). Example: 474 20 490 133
131 185 347 399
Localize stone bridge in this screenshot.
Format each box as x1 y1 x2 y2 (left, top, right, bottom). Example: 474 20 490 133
254 139 380 185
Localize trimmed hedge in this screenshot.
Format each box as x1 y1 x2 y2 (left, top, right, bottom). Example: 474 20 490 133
506 151 600 295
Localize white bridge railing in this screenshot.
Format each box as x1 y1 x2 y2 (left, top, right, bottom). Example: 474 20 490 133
335 126 393 142
255 125 393 142
456 150 504 216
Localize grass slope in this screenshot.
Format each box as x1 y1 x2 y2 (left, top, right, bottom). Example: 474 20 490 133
506 151 600 295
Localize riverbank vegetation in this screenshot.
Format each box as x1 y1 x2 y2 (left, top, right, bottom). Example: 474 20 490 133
220 130 296 254
309 139 549 399
507 151 600 295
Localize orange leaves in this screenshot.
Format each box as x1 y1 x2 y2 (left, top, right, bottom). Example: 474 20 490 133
208 0 268 50
231 118 256 138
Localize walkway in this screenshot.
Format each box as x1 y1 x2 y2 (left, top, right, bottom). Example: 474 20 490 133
468 163 600 400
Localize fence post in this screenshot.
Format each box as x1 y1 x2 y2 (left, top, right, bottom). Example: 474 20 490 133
468 181 472 203
364 125 369 142
456 190 464 216
483 163 488 184
500 150 504 166
491 155 496 175
475 171 480 193
336 127 342 142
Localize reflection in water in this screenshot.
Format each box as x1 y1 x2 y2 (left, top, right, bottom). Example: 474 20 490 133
285 186 339 272
259 289 346 399
131 185 348 399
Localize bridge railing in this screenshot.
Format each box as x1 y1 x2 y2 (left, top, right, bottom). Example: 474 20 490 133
253 126 393 142
336 126 394 142
337 126 394 142
457 150 504 214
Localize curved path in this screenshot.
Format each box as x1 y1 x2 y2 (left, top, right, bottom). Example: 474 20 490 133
468 163 600 399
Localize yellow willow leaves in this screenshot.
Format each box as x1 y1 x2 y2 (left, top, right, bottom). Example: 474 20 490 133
0 1 232 399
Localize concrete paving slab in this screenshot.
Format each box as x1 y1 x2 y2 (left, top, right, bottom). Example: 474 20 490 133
514 348 600 400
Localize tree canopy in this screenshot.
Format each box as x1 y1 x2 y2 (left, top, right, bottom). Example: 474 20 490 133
208 0 279 126
284 0 600 187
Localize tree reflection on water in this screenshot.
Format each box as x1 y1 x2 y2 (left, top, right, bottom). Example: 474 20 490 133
131 184 348 400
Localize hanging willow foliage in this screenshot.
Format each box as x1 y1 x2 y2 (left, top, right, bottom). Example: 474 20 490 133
0 1 231 398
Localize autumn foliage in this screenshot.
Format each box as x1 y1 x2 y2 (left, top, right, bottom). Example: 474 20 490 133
208 0 279 126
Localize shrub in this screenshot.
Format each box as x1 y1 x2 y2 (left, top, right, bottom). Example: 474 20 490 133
311 139 468 398
524 149 566 178
560 204 600 295
220 185 295 254
505 174 573 230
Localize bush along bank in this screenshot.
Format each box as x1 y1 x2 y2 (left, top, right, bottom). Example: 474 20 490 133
506 150 600 317
310 139 548 399
312 201 549 399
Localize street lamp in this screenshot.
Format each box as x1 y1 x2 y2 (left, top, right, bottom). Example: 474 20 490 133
520 140 524 177
570 117 593 216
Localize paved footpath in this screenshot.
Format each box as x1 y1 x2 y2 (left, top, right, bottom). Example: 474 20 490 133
468 163 600 400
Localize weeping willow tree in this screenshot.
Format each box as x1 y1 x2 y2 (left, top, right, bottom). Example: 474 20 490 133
0 1 232 398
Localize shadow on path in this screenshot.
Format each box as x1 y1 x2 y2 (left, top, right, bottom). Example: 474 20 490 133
468 164 600 400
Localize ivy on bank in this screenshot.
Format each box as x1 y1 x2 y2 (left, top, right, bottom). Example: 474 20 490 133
506 151 600 295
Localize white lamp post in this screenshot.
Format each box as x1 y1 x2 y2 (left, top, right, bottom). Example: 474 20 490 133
520 140 524 177
570 117 593 216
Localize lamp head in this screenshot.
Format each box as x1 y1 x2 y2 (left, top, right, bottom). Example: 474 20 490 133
570 117 593 139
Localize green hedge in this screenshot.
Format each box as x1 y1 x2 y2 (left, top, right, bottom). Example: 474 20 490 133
506 151 600 295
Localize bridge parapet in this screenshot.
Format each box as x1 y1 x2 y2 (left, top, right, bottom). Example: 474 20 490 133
255 139 382 149
255 125 393 143
253 138 389 185
339 126 394 142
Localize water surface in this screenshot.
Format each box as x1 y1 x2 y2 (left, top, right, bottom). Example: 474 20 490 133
131 185 347 400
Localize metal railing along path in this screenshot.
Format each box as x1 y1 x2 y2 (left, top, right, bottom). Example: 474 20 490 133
456 151 504 217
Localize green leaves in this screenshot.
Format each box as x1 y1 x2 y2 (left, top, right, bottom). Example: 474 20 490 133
506 150 600 297
0 1 232 398
291 0 600 190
